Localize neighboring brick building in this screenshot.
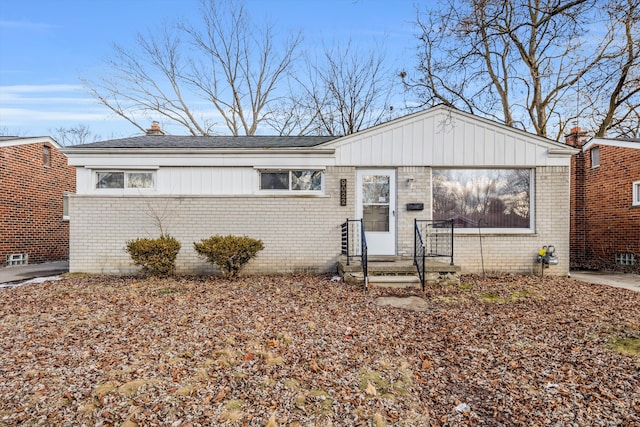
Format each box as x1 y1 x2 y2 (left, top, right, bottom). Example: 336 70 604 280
566 128 640 272
0 136 76 265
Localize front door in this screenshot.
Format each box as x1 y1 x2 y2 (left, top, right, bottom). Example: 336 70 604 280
356 169 396 255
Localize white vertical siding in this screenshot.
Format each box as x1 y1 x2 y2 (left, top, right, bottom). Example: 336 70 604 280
77 167 257 195
329 107 571 167
159 167 255 195
76 168 93 193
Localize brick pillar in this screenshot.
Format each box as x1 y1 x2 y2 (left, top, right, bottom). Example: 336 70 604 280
565 127 588 269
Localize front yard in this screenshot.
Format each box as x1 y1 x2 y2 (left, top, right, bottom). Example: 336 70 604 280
1 274 638 426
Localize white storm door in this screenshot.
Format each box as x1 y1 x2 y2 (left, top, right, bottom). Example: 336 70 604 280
356 169 396 255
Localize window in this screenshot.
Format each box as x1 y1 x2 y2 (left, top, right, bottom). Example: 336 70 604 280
6 253 28 266
634 181 640 207
260 170 323 192
591 147 600 168
63 193 70 221
433 169 532 230
96 171 155 190
616 253 636 266
43 145 51 167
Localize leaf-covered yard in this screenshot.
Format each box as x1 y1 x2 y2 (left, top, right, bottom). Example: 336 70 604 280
1 274 638 426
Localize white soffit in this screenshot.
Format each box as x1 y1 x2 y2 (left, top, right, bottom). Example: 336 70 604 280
66 150 336 168
583 138 640 152
0 136 61 149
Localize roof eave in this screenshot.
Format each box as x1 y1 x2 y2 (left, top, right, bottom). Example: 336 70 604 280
582 137 640 152
62 147 337 156
548 147 579 157
0 136 61 149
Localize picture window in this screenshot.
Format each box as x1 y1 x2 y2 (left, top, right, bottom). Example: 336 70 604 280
432 169 533 230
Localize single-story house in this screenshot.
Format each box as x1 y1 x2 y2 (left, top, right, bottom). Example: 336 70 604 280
1 136 76 265
566 128 640 272
62 106 577 276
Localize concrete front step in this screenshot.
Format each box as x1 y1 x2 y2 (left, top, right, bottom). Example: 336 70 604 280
338 255 460 276
368 261 417 275
348 272 422 289
338 255 461 289
368 275 421 289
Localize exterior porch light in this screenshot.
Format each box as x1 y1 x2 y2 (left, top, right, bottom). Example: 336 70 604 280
406 176 414 188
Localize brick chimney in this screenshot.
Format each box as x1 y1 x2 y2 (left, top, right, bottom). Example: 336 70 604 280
564 126 588 148
145 121 164 136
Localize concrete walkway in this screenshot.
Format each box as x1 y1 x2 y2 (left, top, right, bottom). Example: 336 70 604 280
0 261 68 287
570 270 640 293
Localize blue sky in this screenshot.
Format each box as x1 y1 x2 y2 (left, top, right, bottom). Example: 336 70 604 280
0 0 419 140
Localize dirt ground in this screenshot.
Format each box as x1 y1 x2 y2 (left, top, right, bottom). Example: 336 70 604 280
1 273 638 426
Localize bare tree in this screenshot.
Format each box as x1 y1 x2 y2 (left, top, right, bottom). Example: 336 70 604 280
263 95 323 136
405 0 639 139
0 126 25 137
83 0 301 136
301 41 396 136
50 124 98 146
266 40 398 136
589 0 640 138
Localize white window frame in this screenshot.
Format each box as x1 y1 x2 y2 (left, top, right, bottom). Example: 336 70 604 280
591 147 600 168
257 169 325 194
431 168 535 234
63 192 70 221
94 170 157 192
43 145 51 167
633 181 640 207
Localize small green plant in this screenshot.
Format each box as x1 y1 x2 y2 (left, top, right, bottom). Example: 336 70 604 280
610 337 640 357
194 235 264 278
126 234 181 277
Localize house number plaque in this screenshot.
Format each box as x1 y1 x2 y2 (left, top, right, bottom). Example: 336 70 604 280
340 179 347 206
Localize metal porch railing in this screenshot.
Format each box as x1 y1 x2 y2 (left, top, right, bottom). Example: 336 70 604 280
341 219 369 290
414 219 454 290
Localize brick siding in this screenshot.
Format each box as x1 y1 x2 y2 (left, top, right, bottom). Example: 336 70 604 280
69 166 571 276
450 166 571 275
569 138 640 272
69 167 355 275
0 143 76 263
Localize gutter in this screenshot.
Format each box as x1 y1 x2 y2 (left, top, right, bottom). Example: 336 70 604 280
61 147 336 156
548 147 579 157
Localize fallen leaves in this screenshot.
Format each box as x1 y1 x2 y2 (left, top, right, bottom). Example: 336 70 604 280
365 381 378 397
0 273 638 426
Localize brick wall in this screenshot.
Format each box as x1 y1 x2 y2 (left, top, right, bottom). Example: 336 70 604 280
396 167 431 257
396 166 571 276
0 142 76 264
566 129 588 268
69 166 355 275
577 145 640 272
449 166 571 276
69 165 571 276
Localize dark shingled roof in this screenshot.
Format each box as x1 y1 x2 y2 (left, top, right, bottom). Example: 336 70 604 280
72 135 336 149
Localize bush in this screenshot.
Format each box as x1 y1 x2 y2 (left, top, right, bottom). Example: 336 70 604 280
126 235 181 277
194 235 264 278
